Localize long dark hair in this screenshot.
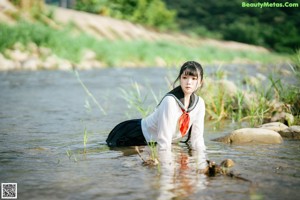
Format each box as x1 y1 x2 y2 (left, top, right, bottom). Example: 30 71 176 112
173 61 203 88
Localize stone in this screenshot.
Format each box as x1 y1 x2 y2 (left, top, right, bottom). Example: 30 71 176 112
27 42 39 54
0 53 16 70
213 128 283 144
216 79 237 97
271 112 294 126
220 159 235 168
279 126 300 139
256 73 267 81
258 122 289 132
155 56 166 67
22 58 41 70
82 49 97 61
8 49 29 62
39 47 52 57
57 60 72 71
43 55 59 70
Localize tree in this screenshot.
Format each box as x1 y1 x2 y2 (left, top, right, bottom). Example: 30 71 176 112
163 0 300 52
74 0 177 30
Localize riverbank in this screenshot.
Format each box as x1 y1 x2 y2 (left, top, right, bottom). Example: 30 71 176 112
0 38 288 71
0 1 290 71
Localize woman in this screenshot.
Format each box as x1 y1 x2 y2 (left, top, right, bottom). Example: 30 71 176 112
106 61 206 152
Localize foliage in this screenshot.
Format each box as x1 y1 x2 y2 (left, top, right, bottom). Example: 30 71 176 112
119 81 162 118
0 21 82 62
44 0 299 52
74 0 105 14
200 67 299 126
163 0 300 53
9 0 21 6
291 49 300 81
74 0 177 30
0 21 286 67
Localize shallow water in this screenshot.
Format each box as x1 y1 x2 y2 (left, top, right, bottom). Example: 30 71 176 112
0 67 299 200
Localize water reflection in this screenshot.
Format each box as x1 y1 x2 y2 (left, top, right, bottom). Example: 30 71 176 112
113 145 209 199
146 146 208 200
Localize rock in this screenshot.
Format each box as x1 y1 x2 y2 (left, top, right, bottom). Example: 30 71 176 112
7 49 29 62
43 55 59 70
12 42 25 51
279 68 291 76
0 53 17 70
258 122 289 132
271 112 294 126
27 42 39 54
82 49 97 61
57 60 73 71
216 79 237 97
22 58 41 70
199 159 235 177
269 100 288 113
279 126 300 139
249 76 260 86
256 73 267 81
77 60 103 70
42 55 72 70
243 76 260 87
155 56 166 67
243 91 259 108
213 128 283 144
220 159 235 168
39 47 52 57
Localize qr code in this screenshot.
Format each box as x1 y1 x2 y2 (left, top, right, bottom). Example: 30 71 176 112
1 183 17 199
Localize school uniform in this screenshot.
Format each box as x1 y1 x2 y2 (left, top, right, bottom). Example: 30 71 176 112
106 86 206 152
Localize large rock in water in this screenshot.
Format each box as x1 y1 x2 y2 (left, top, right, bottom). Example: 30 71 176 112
259 123 300 139
279 126 300 139
213 128 283 144
258 122 289 132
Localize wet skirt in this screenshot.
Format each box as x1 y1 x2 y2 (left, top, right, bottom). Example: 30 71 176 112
106 119 147 147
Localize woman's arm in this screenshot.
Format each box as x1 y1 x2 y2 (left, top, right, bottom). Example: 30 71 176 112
156 96 178 151
190 98 206 151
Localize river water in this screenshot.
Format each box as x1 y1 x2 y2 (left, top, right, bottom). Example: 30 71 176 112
0 67 299 200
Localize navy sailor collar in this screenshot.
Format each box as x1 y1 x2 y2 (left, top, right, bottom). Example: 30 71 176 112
159 86 199 112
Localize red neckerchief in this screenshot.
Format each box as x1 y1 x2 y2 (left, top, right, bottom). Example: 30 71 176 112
179 108 190 137
156 86 198 137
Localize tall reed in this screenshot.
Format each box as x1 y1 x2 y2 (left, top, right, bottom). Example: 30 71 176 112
74 70 107 115
83 127 89 154
119 81 160 118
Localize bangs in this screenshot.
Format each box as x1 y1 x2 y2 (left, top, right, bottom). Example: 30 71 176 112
182 66 199 77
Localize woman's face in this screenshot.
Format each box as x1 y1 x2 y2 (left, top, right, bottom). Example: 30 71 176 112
180 72 201 95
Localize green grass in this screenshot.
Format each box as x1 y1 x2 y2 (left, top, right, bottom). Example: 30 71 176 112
199 65 300 126
115 63 299 127
119 81 158 118
0 21 288 67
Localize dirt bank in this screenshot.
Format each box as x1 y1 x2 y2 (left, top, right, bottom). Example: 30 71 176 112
0 0 268 53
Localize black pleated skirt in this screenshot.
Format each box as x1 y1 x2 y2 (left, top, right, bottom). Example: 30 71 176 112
106 119 147 147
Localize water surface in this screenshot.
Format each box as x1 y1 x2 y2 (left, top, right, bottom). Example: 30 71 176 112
0 67 299 200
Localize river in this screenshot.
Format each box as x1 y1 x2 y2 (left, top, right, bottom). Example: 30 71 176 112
0 67 299 200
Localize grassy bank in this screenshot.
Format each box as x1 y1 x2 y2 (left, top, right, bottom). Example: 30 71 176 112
119 70 300 127
1 20 298 124
0 21 289 68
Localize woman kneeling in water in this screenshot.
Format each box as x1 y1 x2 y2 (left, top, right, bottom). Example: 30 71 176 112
106 61 206 153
